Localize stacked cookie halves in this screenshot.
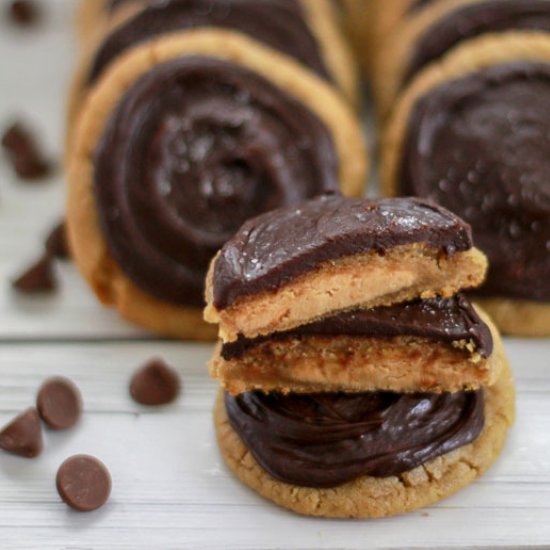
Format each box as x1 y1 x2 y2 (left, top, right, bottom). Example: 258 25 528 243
204 194 515 519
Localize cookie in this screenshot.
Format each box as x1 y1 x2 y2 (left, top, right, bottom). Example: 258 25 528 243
67 32 366 339
214 361 515 518
209 300 505 395
70 0 358 140
204 195 487 343
374 0 550 118
382 32 550 336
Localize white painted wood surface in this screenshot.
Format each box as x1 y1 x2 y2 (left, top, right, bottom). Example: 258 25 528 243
0 2 549 548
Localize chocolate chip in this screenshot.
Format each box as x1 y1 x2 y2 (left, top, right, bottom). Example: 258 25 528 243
8 0 39 26
130 358 180 406
45 221 70 260
12 254 57 294
56 455 112 512
0 407 43 458
37 377 82 430
1 122 51 180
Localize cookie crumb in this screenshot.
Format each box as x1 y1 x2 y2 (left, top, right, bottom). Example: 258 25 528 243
1 122 52 180
12 254 57 294
130 358 180 406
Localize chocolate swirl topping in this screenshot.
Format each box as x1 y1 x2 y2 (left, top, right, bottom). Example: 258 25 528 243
213 195 473 309
405 0 550 84
90 0 329 85
401 62 550 301
225 388 485 487
221 294 493 360
94 57 338 306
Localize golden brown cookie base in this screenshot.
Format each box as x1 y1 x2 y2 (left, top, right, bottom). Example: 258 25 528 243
214 362 515 518
205 244 488 343
209 308 504 395
67 31 366 340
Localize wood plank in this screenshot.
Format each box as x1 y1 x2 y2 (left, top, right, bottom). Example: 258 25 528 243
0 341 548 549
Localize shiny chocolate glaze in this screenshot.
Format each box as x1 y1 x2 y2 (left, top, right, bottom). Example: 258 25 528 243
225 388 484 487
94 57 338 306
91 0 329 85
221 294 493 360
213 195 473 310
400 62 550 301
405 0 550 84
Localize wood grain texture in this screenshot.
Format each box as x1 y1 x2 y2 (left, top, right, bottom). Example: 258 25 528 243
1 1 549 548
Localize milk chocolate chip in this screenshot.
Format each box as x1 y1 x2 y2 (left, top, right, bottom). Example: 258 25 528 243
12 254 57 294
56 455 112 512
45 222 69 260
0 407 43 458
1 122 51 180
37 377 82 430
130 359 180 406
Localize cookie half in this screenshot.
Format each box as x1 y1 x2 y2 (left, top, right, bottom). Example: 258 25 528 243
214 362 514 518
204 195 487 342
210 299 505 395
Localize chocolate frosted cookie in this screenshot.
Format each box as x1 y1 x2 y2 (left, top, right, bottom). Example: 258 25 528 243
383 33 550 336
70 0 358 138
67 33 365 339
214 361 515 518
204 195 487 342
374 0 550 117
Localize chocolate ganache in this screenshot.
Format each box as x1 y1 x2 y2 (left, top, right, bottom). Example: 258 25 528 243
90 0 329 85
94 57 338 306
404 0 550 84
221 294 493 360
213 195 473 309
225 388 485 487
401 62 550 301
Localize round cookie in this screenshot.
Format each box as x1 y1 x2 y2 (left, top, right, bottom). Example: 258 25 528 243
70 0 359 142
67 31 367 340
382 32 550 336
214 362 515 518
373 0 550 119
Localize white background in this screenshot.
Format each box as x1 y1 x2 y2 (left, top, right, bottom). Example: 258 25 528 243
0 1 549 548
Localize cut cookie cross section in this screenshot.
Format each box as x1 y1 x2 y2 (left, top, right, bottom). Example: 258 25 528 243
204 195 488 342
210 296 505 395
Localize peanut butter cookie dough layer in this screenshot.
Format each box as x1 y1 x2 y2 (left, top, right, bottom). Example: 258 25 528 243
67 33 366 339
382 33 550 336
375 0 550 118
214 362 515 518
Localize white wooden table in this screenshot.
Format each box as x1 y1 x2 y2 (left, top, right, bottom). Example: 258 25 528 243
1 2 549 548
